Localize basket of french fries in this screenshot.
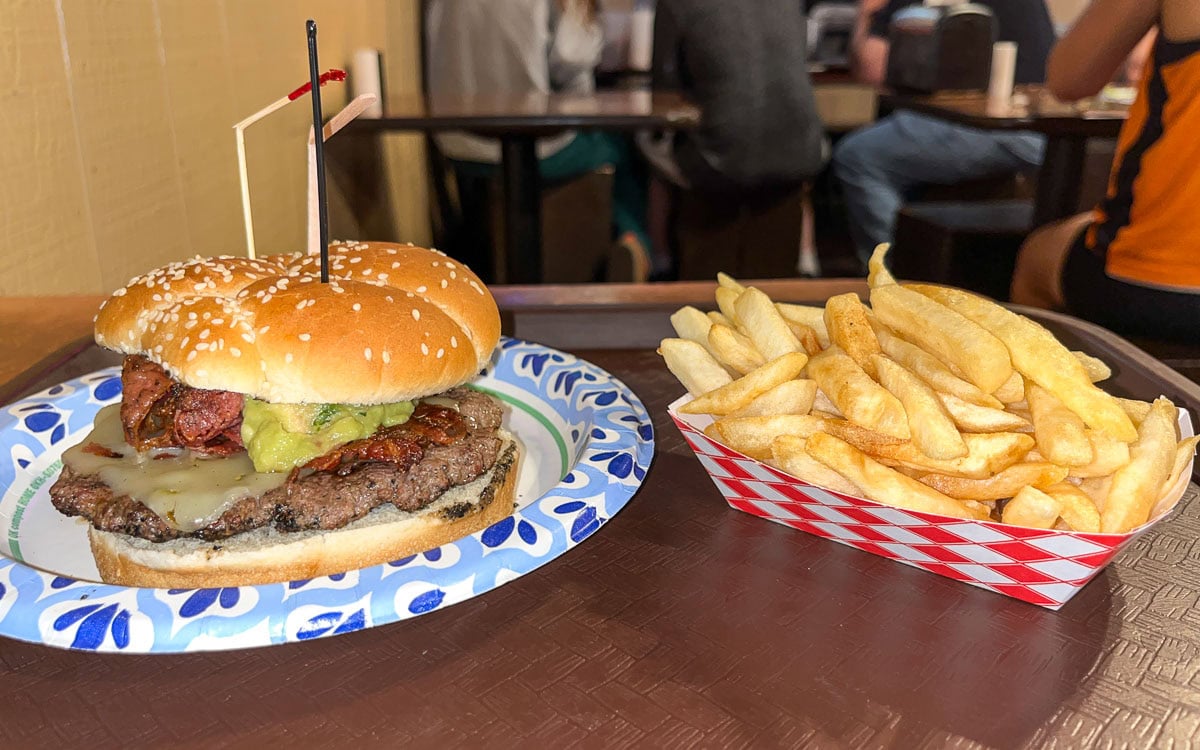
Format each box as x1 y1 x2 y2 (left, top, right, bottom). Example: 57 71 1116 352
662 247 1197 609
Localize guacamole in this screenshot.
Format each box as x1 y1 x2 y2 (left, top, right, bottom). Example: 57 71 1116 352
241 399 415 473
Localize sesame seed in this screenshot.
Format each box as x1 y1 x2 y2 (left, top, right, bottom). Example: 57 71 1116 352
199 329 210 339
364 347 373 361
231 347 241 357
299 333 311 341
450 336 458 348
416 285 427 293
440 279 448 289
285 352 294 363
352 303 361 312
259 325 270 334
187 350 197 361
411 309 420 321
421 343 429 355
450 270 457 280
436 348 444 359
382 350 391 364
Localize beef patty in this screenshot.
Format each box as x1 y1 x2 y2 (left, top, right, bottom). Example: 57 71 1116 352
50 382 505 543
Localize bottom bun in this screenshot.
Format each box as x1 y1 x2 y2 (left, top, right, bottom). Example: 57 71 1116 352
89 438 520 588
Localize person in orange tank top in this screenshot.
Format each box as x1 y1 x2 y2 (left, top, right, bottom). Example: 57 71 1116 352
1011 0 1200 343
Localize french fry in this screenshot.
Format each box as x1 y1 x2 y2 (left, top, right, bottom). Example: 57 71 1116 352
992 371 1025 404
1118 397 1153 426
735 288 803 361
707 311 733 327
670 306 714 347
822 418 908 450
785 320 823 355
806 433 985 520
873 324 1004 409
1042 482 1101 533
680 351 809 415
1073 351 1111 382
1002 486 1063 529
917 462 1068 501
776 303 831 347
716 272 746 293
939 393 1032 433
1166 435 1200 495
728 379 818 418
708 324 765 375
1101 397 1178 532
715 286 740 325
1027 383 1094 467
870 283 1014 393
813 389 843 417
846 432 1036 479
867 243 898 287
714 414 827 457
659 338 733 396
770 435 863 496
808 347 910 439
873 354 966 459
1077 475 1112 513
1067 431 1132 478
824 293 881 373
908 284 1137 442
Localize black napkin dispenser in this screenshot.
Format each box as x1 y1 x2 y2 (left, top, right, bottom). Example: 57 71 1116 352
885 3 997 93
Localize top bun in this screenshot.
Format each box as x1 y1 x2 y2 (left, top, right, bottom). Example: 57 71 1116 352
94 241 500 404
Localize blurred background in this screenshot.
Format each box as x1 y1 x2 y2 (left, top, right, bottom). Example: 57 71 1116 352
0 0 1094 296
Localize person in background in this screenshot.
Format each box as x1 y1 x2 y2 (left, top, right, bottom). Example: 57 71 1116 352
425 0 650 278
1011 0 1200 343
833 0 1056 265
639 0 827 275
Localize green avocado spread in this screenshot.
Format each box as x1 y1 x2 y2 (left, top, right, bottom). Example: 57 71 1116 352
240 399 415 473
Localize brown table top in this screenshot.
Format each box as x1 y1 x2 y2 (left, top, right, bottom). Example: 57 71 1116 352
343 90 702 136
881 87 1128 139
4 282 1200 748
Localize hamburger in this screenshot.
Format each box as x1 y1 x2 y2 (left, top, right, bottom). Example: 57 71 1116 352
48 241 518 588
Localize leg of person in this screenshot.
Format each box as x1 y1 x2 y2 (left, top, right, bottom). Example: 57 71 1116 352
540 132 652 280
1062 236 1200 343
832 112 1046 262
1010 213 1093 310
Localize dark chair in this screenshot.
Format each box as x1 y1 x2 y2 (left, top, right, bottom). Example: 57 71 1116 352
673 185 807 280
430 150 620 284
891 199 1034 300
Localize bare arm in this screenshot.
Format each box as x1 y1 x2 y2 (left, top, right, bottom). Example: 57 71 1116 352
850 0 890 85
1047 0 1158 100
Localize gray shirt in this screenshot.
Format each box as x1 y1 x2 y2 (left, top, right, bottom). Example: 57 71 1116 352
652 0 826 191
425 0 604 163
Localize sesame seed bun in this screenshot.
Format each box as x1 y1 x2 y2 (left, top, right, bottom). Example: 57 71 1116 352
93 242 500 404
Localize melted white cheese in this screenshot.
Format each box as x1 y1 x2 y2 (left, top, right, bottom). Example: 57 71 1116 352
62 404 288 533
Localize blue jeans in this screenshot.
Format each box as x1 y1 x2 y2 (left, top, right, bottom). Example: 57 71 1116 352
832 111 1046 262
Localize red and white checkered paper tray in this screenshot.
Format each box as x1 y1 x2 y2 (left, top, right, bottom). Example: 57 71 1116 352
669 396 1196 610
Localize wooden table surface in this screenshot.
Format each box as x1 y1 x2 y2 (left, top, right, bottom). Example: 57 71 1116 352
343 90 702 136
879 87 1128 138
4 282 1200 748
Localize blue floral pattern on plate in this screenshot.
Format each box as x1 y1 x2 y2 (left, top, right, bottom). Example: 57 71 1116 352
0 338 653 652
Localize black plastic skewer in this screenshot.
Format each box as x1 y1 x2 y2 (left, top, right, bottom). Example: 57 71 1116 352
306 19 330 283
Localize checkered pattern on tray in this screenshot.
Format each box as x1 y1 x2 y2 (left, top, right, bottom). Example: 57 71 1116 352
672 415 1149 610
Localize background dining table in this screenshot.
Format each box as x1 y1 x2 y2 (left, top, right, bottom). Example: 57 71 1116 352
342 91 702 285
4 281 1200 748
880 88 1129 227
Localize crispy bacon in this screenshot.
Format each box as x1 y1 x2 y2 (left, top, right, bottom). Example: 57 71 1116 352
299 404 467 475
82 442 123 459
118 356 244 455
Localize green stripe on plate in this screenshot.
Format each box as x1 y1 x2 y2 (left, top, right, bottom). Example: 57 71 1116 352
472 386 570 480
8 460 62 562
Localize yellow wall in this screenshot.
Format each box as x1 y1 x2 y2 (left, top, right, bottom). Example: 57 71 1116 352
0 0 428 296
